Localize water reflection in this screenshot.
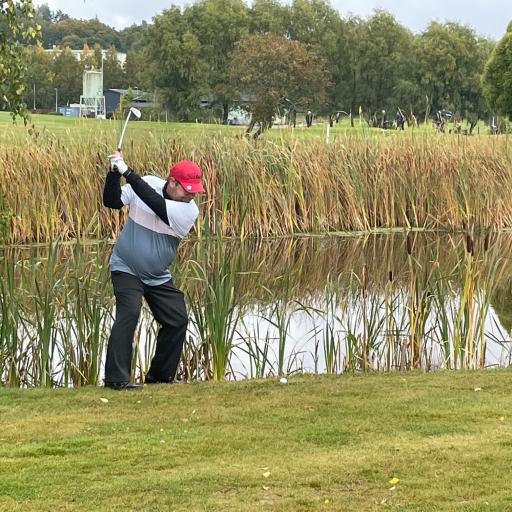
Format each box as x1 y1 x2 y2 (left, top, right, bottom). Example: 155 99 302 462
1 232 512 387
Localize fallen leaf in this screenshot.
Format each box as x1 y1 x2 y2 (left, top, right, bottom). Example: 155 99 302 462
474 387 482 392
388 477 399 485
389 485 396 491
262 485 270 491
262 471 271 478
500 417 505 421
100 397 109 403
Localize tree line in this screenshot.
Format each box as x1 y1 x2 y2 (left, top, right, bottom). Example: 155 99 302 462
12 1 512 129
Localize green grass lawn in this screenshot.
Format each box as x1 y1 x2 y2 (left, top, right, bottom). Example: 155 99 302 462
0 111 241 146
0 111 492 147
2 370 512 511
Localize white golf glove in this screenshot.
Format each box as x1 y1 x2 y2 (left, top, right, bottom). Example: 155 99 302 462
108 152 129 175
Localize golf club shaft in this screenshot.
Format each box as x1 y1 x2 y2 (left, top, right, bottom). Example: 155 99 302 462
117 111 133 151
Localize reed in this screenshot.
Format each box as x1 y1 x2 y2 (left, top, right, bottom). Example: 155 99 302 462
321 275 343 374
238 319 274 379
2 134 512 244
186 241 246 381
1 233 511 387
406 233 436 369
0 256 23 386
60 242 112 386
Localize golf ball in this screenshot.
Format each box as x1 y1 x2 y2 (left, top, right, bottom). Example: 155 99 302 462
280 377 287 384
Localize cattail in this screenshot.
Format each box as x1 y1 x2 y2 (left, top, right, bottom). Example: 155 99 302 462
484 231 491 252
388 270 393 283
466 233 474 255
406 233 412 256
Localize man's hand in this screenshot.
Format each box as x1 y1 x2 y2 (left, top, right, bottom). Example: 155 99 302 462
108 151 129 175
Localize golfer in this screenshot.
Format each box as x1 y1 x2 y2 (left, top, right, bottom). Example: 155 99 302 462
103 152 204 390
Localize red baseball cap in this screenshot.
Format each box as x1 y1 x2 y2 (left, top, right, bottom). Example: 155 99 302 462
169 160 205 193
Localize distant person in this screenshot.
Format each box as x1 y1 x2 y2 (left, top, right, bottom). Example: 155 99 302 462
395 110 405 130
435 110 446 132
381 109 388 129
305 110 313 128
102 153 205 390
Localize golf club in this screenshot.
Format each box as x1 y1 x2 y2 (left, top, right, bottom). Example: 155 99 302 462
117 107 141 151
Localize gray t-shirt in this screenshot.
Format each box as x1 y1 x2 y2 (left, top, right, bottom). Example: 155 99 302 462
109 175 199 286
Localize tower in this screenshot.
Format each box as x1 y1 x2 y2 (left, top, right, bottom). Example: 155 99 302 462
80 69 106 118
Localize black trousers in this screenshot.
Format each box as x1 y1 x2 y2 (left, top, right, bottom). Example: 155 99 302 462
105 271 188 383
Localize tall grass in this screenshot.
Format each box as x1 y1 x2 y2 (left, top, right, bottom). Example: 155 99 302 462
0 242 113 386
1 233 511 387
2 134 512 244
185 241 247 381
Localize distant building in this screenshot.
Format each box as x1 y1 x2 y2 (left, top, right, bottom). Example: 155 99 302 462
104 89 156 116
44 47 126 66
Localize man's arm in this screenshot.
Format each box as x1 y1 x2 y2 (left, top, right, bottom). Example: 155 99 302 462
123 169 169 225
103 170 124 209
107 154 170 225
124 170 198 237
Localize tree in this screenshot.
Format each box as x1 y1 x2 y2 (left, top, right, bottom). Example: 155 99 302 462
185 0 250 123
41 18 119 50
287 0 341 118
229 32 328 137
1 0 41 119
124 49 149 91
333 16 365 125
22 45 54 109
249 0 288 35
36 2 52 22
118 21 147 52
415 22 490 122
354 11 416 118
52 46 83 106
103 46 126 90
145 6 209 120
482 22 512 118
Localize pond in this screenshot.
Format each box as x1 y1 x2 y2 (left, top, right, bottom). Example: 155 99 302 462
1 231 511 387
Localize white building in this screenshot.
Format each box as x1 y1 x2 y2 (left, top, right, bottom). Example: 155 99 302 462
44 47 126 66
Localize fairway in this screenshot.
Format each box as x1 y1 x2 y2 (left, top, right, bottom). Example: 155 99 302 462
2 370 512 511
0 111 485 148
0 111 242 146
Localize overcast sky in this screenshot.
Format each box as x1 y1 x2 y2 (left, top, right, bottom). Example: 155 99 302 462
34 0 512 39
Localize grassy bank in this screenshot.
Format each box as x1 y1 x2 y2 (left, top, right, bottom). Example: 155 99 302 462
1 370 512 511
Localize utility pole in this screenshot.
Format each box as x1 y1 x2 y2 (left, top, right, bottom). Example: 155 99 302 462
54 88 58 113
33 83 36 110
